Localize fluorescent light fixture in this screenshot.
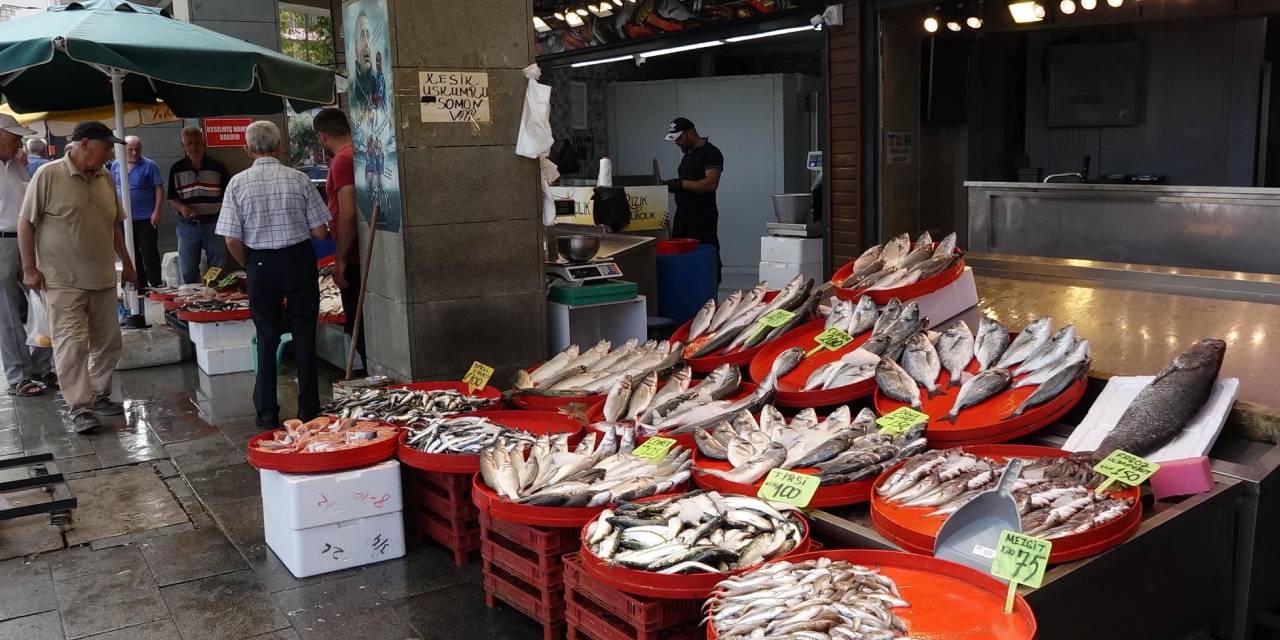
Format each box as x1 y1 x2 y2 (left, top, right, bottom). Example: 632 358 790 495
571 54 634 68
640 39 725 58
1007 0 1045 22
533 16 551 32
946 20 962 30
566 12 584 26
724 25 818 42
923 16 939 32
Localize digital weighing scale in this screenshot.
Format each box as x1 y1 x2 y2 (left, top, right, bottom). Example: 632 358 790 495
545 260 624 285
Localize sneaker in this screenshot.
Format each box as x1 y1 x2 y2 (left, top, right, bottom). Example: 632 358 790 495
90 394 125 416
71 411 101 434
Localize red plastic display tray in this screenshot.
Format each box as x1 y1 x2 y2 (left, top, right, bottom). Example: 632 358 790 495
706 548 1036 640
177 308 252 322
746 319 877 407
691 448 874 508
398 410 583 474
870 444 1142 564
671 291 793 374
508 360 606 411
148 291 177 302
472 472 689 529
246 427 398 473
830 247 966 305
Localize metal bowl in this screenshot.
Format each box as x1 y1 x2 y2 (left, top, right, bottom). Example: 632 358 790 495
555 234 601 262
772 194 813 224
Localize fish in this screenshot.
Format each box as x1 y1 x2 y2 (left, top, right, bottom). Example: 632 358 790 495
1014 339 1091 390
707 290 744 334
875 357 922 410
995 317 1053 369
644 364 692 413
902 333 942 398
873 298 904 335
824 298 853 331
880 233 911 267
915 230 933 248
1015 324 1077 375
973 315 1010 371
842 258 885 288
588 338 639 372
322 387 497 423
1093 339 1226 458
700 442 787 483
942 368 1012 423
933 231 957 257
769 347 805 380
528 345 579 385
404 415 537 454
688 299 717 341
1006 358 1091 419
603 377 633 423
626 372 658 422
253 417 397 454
849 295 879 336
852 244 883 279
937 320 975 387
899 243 934 271
909 253 960 281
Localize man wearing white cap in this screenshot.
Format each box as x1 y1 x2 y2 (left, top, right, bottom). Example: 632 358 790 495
0 114 53 397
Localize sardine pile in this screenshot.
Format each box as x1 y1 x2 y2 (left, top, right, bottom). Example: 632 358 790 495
182 299 249 313
323 387 497 423
684 275 818 359
403 415 536 454
838 230 960 292
695 406 927 485
511 338 684 397
252 417 397 454
585 491 804 574
708 558 913 640
878 451 1133 539
874 312 1092 422
478 424 691 507
597 363 777 435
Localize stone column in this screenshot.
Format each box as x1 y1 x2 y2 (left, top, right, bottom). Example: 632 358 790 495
361 0 546 381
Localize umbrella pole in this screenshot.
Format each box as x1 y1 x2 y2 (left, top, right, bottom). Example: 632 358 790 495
109 69 143 325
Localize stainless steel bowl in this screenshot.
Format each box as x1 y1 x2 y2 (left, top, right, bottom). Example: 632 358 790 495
772 194 813 224
555 234 601 262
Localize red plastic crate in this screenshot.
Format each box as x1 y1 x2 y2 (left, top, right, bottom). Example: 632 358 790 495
413 510 481 567
416 481 479 521
567 595 702 640
484 563 566 640
562 554 702 631
414 469 473 495
479 510 580 556
482 535 565 588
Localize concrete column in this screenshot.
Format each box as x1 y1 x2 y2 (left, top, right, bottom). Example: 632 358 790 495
362 0 546 381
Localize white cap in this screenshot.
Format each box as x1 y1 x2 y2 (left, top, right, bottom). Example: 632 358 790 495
0 114 36 137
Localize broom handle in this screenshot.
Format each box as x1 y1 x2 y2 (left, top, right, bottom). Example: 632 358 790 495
344 203 380 380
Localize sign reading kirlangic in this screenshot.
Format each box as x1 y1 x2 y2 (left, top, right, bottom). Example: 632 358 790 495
203 118 251 147
419 71 490 123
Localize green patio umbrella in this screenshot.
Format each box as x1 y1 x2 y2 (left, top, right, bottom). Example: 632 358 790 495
0 0 338 318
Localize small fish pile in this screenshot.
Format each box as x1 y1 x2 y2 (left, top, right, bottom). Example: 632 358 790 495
403 415 536 455
877 451 1133 539
252 416 398 454
181 299 249 313
323 387 497 423
318 268 342 317
478 424 691 507
839 230 960 292
684 275 818 359
585 491 804 574
695 406 927 485
708 558 912 640
510 339 684 397
799 296 930 392
599 364 776 435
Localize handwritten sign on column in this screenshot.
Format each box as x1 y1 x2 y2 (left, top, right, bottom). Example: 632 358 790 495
419 71 491 123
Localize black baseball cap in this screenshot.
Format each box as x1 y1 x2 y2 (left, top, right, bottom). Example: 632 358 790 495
70 121 125 145
664 117 694 141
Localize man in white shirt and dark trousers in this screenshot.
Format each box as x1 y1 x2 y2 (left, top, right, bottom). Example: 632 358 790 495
0 115 52 397
216 121 330 428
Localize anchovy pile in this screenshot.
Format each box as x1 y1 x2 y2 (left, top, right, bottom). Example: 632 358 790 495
878 451 1133 539
585 491 804 574
839 230 960 292
182 299 249 313
708 558 914 640
478 424 691 507
510 339 684 397
684 275 818 359
695 406 927 485
403 415 536 454
323 387 497 423
604 364 777 435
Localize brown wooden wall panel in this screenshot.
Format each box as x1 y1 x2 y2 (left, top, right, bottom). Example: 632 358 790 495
826 0 862 269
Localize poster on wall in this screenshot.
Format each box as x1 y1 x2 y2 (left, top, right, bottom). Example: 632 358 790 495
344 0 402 231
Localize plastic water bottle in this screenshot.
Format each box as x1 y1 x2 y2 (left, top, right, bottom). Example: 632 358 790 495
123 283 140 316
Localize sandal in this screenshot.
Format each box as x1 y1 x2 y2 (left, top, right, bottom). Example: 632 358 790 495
9 380 46 397
39 372 58 389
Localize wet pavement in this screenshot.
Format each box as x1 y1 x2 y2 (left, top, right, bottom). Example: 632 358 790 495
0 358 540 640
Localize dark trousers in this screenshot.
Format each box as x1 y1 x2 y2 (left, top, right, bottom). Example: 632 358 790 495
339 259 366 369
245 241 320 425
131 220 163 288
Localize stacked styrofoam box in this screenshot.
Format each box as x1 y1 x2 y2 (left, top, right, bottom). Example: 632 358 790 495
260 459 406 578
759 237 825 288
189 319 255 376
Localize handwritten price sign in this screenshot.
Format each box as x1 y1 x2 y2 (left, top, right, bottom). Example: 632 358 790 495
632 437 677 462
202 266 222 287
991 530 1052 613
876 407 929 435
1093 449 1160 493
806 327 854 357
756 468 820 508
748 309 797 341
462 361 494 393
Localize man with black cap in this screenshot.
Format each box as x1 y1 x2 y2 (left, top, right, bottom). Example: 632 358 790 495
664 117 724 281
18 121 137 433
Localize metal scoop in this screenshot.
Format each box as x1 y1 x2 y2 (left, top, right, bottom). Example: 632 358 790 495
933 458 1024 574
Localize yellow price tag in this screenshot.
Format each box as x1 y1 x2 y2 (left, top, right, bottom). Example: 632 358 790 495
876 407 929 435
1092 449 1160 493
806 327 854 357
202 267 222 286
747 309 797 341
991 529 1052 613
462 361 494 393
756 468 820 508
632 436 677 462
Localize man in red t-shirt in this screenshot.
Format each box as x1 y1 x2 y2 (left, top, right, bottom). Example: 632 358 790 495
313 108 364 372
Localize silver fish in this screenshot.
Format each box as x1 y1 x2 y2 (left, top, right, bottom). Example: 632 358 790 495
603 377 633 423
626 372 658 422
933 231 957 257
995 317 1053 370
769 347 806 380
942 368 1012 423
852 243 882 278
702 442 787 484
880 233 911 267
848 294 878 336
902 333 942 398
872 298 904 336
824 298 853 331
1014 339 1090 389
688 299 717 341
974 315 1010 371
1007 358 1091 419
1015 324 1077 375
915 230 933 248
528 345 579 385
899 243 934 271
937 320 975 387
875 357 921 410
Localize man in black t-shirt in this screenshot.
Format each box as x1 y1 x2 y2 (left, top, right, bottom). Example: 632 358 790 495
664 117 724 282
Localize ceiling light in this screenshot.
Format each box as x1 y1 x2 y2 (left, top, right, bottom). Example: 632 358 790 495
566 12 584 26
640 40 725 59
533 16 551 32
725 25 820 42
966 16 983 27
1107 0 1123 6
575 8 589 16
923 16 939 32
553 11 565 20
571 54 634 68
1081 0 1097 9
1007 0 1045 22
1060 0 1076 12
613 0 623 5
946 20 962 30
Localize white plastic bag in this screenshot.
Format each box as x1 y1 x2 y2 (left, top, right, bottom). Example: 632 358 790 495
26 289 50 349
516 63 554 160
540 157 561 226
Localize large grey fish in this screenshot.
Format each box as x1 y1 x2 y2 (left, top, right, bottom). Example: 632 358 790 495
872 298 904 336
825 298 852 331
902 333 942 398
626 372 658 422
602 377 633 423
1014 339 1090 389
937 320 975 387
769 347 806 380
880 233 911 267
701 442 787 484
995 317 1053 369
899 243 935 271
1007 358 1091 419
706 290 743 334
528 345 579 385
875 357 921 410
910 253 961 281
843 257 885 288
1093 339 1226 458
848 295 878 336
759 294 819 345
933 231 957 257
1015 324 1077 375
852 243 882 276
942 368 1012 423
688 299 717 342
915 230 933 248
974 315 1010 370
644 365 692 413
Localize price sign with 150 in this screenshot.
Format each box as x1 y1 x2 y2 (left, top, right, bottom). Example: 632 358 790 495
1092 449 1160 493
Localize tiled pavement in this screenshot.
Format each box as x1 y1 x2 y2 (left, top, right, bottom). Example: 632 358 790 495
0 360 540 640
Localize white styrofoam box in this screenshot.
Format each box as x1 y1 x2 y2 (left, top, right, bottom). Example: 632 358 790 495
161 251 180 288
259 459 403 530
188 319 256 349
759 260 824 289
196 343 254 376
265 510 405 578
911 267 979 329
116 325 185 370
760 236 824 264
1064 377 1239 463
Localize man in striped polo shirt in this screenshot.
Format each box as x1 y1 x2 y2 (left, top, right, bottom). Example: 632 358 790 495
167 126 231 284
